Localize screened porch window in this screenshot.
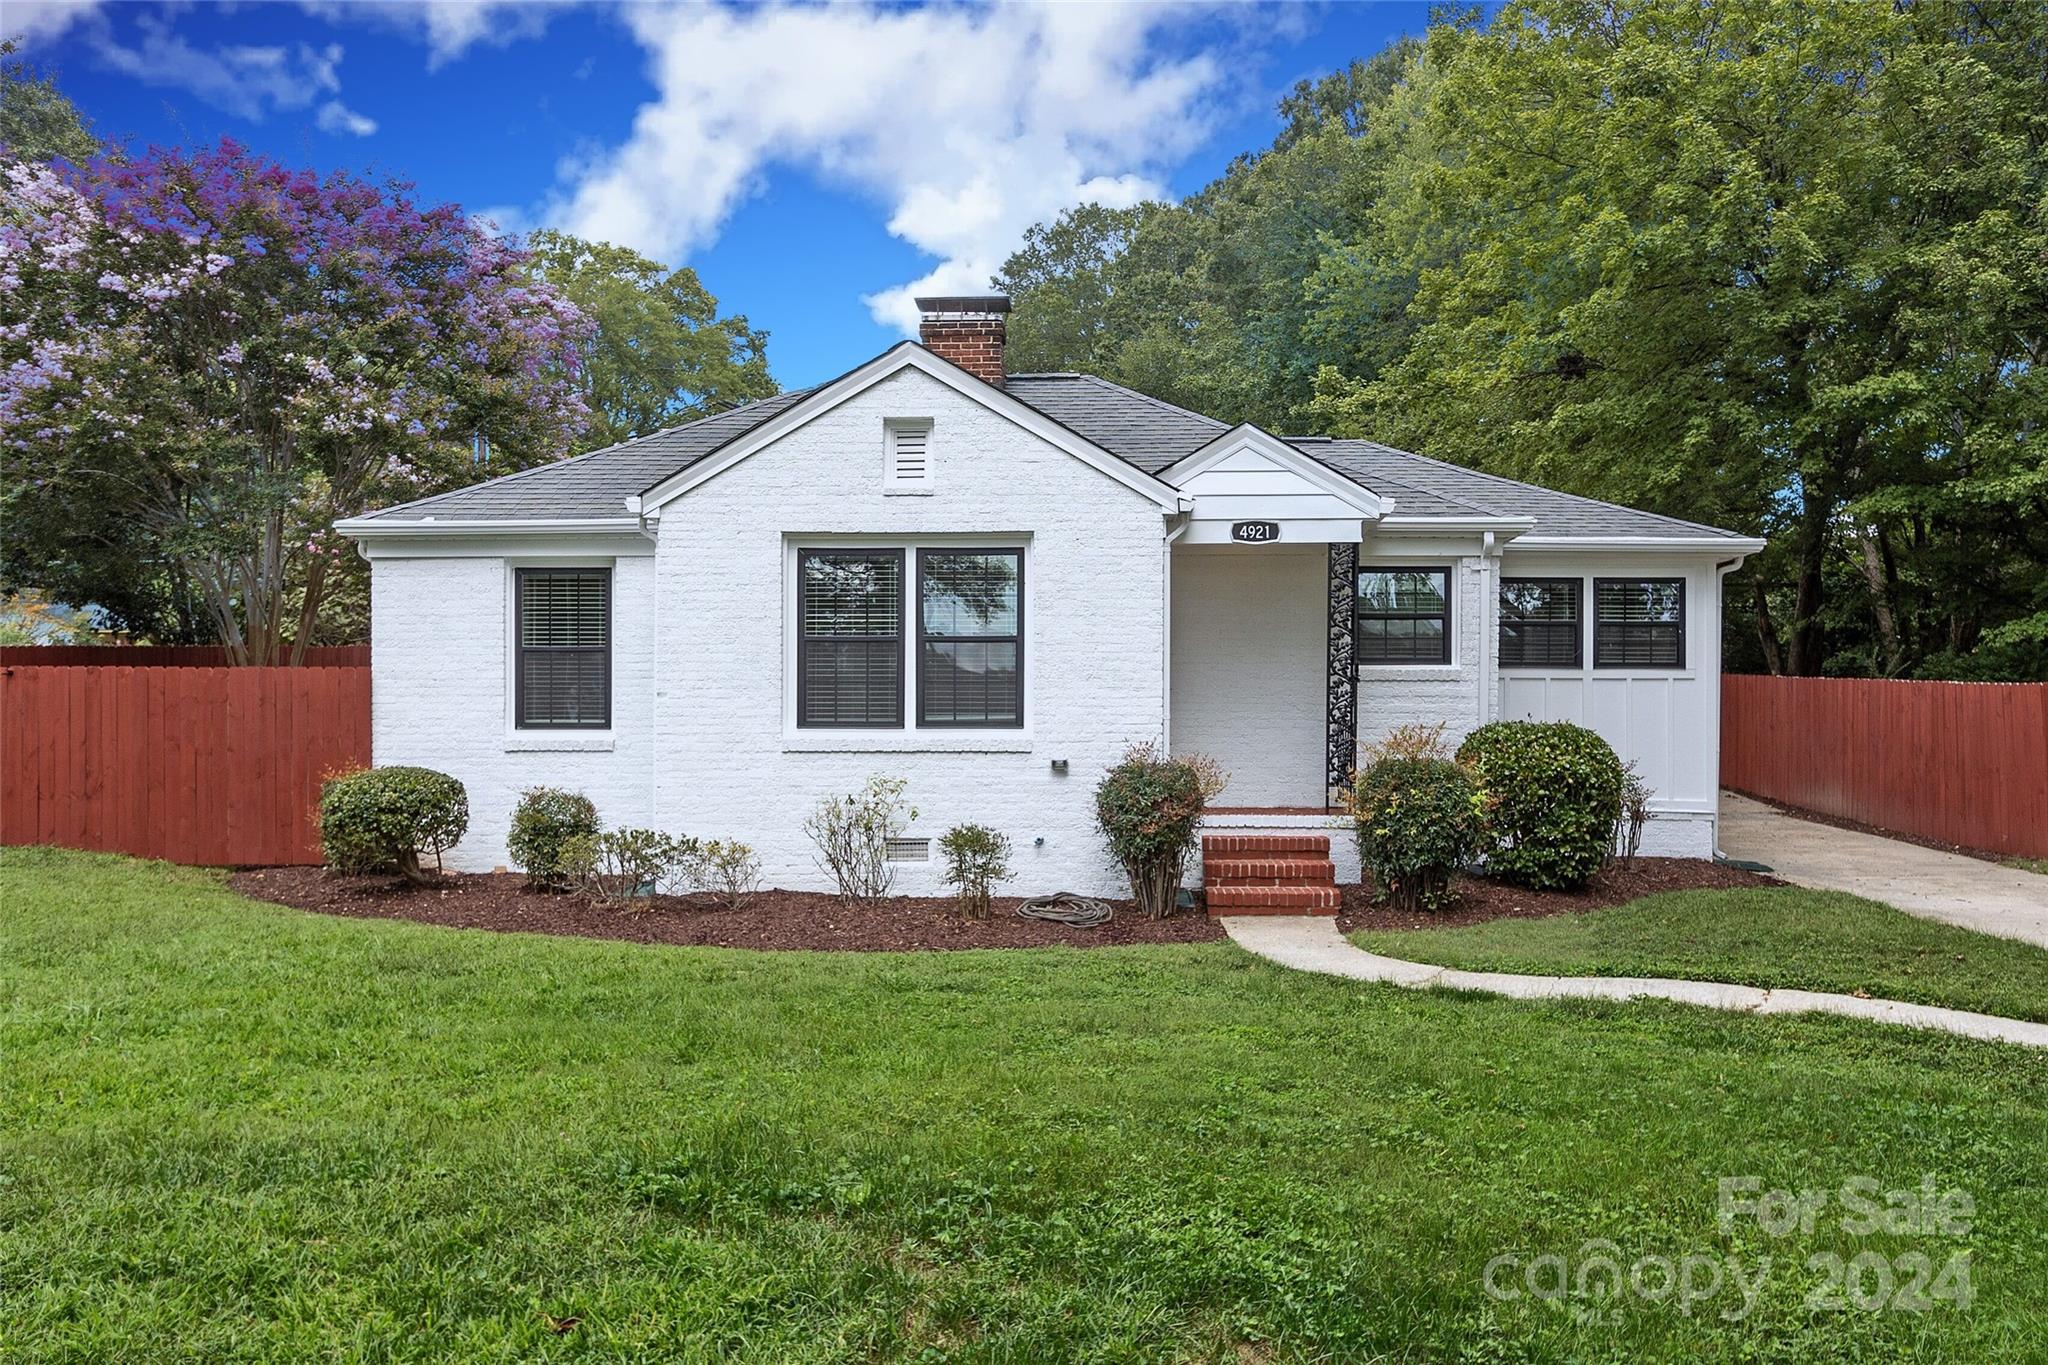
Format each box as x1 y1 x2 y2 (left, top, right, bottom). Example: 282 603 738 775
1499 578 1582 668
918 549 1022 727
797 549 904 727
515 567 611 728
1356 567 1451 665
1594 578 1685 668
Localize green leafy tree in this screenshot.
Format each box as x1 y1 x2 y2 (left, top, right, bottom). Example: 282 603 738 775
1312 0 2047 678
0 41 97 164
526 231 775 452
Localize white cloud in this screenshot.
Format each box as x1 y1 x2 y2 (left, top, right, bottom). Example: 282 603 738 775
543 2 1236 333
85 16 347 121
315 99 378 136
297 0 570 69
4 0 104 44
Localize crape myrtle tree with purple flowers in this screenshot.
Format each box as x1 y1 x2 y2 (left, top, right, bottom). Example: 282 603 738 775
1 139 592 663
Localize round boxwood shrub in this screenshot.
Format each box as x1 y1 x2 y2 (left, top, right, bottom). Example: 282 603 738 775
1350 756 1485 913
1457 720 1623 890
507 786 600 890
319 766 468 883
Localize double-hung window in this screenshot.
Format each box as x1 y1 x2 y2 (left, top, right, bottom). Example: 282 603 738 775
1499 578 1582 668
1594 578 1685 668
1356 567 1451 665
515 567 611 728
918 549 1022 727
797 550 905 727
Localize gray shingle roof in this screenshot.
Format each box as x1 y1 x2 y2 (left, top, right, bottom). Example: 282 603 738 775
354 390 813 521
352 360 1747 541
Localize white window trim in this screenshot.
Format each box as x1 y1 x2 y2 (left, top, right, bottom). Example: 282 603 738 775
502 555 618 749
883 417 935 496
1354 560 1465 675
782 533 1034 752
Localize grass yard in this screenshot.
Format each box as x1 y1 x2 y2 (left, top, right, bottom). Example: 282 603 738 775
1352 888 2048 1023
4 848 2046 1362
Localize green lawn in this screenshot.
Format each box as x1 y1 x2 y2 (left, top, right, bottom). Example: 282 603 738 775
4 848 2045 1362
1353 887 2048 1023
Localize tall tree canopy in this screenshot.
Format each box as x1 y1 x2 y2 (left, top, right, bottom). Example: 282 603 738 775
526 230 775 453
1001 2 2047 679
0 41 96 165
1 141 591 661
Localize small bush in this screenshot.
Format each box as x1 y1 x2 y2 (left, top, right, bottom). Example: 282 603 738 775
692 839 762 910
319 766 468 883
938 824 1012 919
1614 761 1653 869
804 775 917 904
1360 721 1453 765
1095 743 1227 919
1349 756 1485 913
1458 721 1624 890
507 787 601 890
563 827 697 909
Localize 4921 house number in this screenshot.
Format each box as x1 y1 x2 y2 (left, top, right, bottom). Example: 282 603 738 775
1230 520 1281 543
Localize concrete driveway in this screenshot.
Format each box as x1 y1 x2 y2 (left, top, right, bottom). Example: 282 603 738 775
1720 792 2048 948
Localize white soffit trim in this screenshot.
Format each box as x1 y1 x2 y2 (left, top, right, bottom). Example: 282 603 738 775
1159 423 1389 518
637 342 1184 514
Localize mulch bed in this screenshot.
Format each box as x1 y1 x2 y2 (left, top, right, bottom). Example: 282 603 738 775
231 867 1225 951
235 856 1780 952
1335 857 1781 934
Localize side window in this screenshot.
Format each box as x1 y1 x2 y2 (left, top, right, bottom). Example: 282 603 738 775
1594 578 1685 668
797 550 904 727
515 567 611 728
918 549 1023 727
1499 578 1582 668
1356 567 1451 665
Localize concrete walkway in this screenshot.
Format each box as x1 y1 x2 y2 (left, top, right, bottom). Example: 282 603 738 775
1221 915 2048 1050
1720 792 2048 948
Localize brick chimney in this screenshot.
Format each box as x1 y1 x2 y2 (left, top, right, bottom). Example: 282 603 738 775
916 295 1010 387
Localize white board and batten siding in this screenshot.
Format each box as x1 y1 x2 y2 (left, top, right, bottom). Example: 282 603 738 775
1493 551 1729 857
1175 447 1368 545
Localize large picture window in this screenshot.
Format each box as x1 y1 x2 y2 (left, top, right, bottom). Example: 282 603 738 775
515 567 611 728
918 549 1022 726
1499 578 1582 668
798 550 904 727
1594 578 1685 668
1356 567 1451 665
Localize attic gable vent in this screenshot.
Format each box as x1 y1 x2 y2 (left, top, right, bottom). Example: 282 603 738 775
885 419 934 494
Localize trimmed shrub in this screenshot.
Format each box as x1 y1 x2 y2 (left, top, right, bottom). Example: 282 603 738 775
804 775 916 904
1458 720 1624 890
508 787 600 890
319 766 468 883
938 823 1012 920
692 839 762 910
562 827 696 909
1095 743 1227 919
1350 757 1485 913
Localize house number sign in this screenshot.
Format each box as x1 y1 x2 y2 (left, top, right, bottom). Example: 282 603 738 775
1231 520 1281 543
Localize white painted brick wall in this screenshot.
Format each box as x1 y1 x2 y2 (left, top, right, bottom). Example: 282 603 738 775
649 368 1167 897
370 550 658 872
1170 544 1326 806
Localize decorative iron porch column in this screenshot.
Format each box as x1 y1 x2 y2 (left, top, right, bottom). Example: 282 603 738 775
1327 543 1358 802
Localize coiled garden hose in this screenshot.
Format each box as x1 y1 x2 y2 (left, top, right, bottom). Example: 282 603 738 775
1015 892 1115 928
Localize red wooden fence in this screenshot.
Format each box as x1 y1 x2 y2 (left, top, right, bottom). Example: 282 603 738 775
1 664 371 866
0 644 370 666
1722 675 2048 858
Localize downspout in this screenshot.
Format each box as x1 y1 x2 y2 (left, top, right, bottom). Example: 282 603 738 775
1478 530 1501 727
1710 555 1747 859
1163 509 1192 751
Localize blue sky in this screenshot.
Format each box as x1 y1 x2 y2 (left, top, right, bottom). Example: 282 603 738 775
17 2 1427 388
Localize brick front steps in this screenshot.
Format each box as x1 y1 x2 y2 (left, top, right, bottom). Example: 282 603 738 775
1201 833 1338 917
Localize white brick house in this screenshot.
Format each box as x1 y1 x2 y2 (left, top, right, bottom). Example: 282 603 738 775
337 297 1763 895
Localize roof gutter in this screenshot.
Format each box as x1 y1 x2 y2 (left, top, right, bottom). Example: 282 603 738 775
1510 534 1769 553
332 516 644 541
